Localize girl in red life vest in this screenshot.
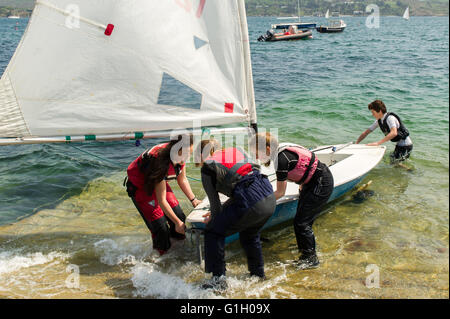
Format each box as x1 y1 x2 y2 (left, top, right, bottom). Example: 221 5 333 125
125 135 201 255
196 139 276 291
251 132 334 270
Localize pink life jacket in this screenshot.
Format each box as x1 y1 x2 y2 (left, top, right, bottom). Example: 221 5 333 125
277 144 318 185
204 147 259 197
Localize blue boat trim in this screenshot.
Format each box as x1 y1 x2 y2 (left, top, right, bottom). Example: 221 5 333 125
191 174 367 244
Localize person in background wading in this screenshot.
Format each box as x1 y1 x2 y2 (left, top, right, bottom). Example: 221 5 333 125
250 132 334 270
356 99 413 163
125 134 201 255
196 138 276 291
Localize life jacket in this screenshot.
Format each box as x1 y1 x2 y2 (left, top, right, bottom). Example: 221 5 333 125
378 112 410 143
277 143 318 185
127 143 183 190
203 147 260 197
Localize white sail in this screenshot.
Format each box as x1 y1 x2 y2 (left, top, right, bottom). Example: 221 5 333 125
325 9 329 19
0 0 256 143
403 7 410 20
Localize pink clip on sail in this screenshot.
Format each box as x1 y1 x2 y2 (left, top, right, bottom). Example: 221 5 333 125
224 103 234 113
104 24 114 36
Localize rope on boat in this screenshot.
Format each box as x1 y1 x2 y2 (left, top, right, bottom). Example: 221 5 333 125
67 142 202 182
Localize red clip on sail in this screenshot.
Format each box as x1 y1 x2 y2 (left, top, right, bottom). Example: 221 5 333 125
104 24 114 36
224 103 234 113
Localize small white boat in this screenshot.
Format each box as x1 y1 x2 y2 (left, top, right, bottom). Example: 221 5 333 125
7 15 21 19
316 19 346 33
187 143 386 245
403 7 410 20
325 9 330 19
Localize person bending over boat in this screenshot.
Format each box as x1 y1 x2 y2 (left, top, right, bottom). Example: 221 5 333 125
197 139 276 291
125 135 201 255
251 132 334 270
356 100 413 163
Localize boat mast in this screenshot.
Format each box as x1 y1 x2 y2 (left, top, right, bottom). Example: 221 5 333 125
297 0 301 22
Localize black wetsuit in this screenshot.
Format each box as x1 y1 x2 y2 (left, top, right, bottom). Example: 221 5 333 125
277 150 334 257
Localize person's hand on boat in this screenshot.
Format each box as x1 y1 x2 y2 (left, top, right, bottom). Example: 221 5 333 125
202 212 211 224
366 142 380 146
192 198 202 208
175 221 186 235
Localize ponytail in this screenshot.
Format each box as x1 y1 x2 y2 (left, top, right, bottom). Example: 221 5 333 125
140 134 193 195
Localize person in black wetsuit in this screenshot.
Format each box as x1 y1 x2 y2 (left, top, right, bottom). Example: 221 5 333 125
250 132 334 270
196 139 276 291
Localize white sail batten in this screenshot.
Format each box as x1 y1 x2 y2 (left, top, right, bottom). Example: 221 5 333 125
0 0 256 141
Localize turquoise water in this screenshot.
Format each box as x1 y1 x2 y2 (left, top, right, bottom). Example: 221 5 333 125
0 16 448 298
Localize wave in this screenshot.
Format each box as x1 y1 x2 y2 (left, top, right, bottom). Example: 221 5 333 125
0 250 70 275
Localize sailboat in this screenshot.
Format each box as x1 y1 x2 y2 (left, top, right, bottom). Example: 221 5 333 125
325 9 330 19
0 0 256 145
403 7 410 20
0 1 385 261
270 0 317 30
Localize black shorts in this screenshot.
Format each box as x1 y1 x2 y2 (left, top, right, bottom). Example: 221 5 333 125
391 144 413 162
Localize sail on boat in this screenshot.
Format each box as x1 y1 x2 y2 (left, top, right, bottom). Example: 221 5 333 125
0 0 256 145
325 9 330 19
0 1 385 258
403 7 410 20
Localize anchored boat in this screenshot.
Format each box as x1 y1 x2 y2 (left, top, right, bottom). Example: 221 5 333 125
316 19 346 33
258 26 313 42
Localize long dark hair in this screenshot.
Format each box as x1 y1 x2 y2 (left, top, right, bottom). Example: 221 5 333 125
139 134 193 195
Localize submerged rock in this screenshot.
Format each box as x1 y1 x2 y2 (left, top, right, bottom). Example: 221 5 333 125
352 190 375 204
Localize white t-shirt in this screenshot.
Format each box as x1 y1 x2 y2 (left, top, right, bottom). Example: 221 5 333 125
369 113 412 147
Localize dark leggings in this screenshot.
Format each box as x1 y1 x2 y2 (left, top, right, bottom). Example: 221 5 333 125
294 162 334 256
202 172 276 277
131 197 186 252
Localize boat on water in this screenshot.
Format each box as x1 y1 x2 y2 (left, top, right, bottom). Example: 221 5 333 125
0 0 258 146
187 143 386 247
403 7 410 20
316 19 347 33
7 15 21 19
0 0 385 265
258 0 316 42
271 21 317 30
258 26 313 42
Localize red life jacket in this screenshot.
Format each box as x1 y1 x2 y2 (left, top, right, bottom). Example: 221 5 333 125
127 143 184 189
277 144 318 185
203 147 260 197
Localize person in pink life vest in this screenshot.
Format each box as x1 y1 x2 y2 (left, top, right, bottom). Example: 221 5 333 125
125 134 201 255
250 132 334 270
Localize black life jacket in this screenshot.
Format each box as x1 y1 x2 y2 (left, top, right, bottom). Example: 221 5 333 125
378 112 410 143
202 147 260 197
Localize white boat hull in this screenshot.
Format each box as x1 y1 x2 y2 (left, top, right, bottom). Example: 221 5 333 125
186 144 386 243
